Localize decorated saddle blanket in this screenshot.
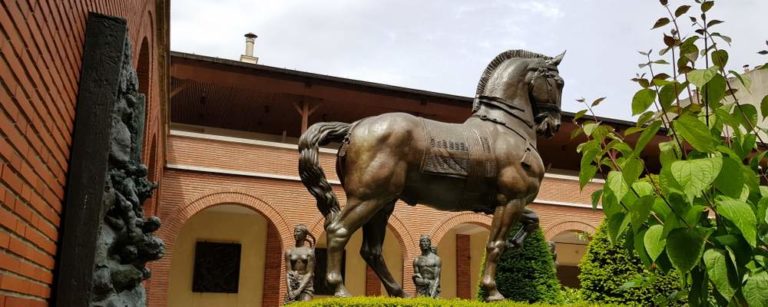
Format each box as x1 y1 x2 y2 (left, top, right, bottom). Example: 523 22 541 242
420 119 496 178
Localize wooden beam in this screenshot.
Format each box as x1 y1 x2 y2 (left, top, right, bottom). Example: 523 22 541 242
292 98 322 134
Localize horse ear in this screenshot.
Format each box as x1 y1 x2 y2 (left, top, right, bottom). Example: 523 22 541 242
548 50 566 66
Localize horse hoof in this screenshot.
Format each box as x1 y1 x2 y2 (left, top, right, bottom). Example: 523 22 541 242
390 289 409 298
334 288 352 298
485 291 505 302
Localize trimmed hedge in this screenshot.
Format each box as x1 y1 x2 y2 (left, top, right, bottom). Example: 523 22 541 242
288 296 615 306
578 222 685 306
477 224 562 303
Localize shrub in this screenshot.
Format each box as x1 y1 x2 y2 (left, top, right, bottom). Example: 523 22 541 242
477 224 562 304
579 222 684 306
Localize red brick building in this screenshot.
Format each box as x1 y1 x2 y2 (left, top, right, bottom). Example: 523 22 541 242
0 1 169 306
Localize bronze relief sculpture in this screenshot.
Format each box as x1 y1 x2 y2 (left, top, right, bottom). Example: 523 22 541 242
412 235 441 298
285 224 317 303
298 50 564 301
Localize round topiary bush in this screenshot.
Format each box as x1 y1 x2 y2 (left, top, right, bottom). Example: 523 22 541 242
579 222 685 306
477 224 561 303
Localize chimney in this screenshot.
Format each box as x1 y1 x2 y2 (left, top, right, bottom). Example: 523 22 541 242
240 33 259 64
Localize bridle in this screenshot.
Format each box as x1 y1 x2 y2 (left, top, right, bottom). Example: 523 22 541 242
470 73 562 149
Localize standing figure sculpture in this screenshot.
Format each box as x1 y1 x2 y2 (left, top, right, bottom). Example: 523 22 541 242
412 235 441 298
285 224 316 303
298 49 564 301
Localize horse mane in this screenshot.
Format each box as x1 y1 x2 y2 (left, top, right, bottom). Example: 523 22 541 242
475 50 550 96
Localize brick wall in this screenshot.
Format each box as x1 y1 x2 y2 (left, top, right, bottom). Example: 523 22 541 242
365 266 381 296
263 220 282 306
0 1 166 305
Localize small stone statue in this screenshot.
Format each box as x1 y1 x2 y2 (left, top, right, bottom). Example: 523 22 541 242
412 235 441 298
285 224 316 303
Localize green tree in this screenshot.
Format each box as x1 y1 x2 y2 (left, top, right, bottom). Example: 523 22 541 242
574 0 768 305
580 222 685 305
477 224 561 303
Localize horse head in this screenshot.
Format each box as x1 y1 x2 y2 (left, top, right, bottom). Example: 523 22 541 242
474 50 565 138
530 51 565 138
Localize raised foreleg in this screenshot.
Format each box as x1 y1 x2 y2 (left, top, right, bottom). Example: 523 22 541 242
507 208 540 248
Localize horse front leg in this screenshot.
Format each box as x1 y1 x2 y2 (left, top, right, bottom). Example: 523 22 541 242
480 199 525 302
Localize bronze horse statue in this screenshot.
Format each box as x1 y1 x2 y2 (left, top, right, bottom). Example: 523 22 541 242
298 49 564 301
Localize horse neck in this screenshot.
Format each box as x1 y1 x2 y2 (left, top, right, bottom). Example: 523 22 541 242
471 101 537 144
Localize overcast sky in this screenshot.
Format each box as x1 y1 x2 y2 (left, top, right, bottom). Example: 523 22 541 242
171 0 768 121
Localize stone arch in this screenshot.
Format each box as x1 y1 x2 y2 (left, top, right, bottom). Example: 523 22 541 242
149 189 292 307
543 220 596 240
429 212 493 245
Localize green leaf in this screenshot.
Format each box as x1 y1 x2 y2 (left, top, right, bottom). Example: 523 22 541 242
652 17 670 29
570 127 583 139
591 97 606 107
701 1 714 12
633 121 662 157
607 171 629 202
729 70 752 89
716 196 757 247
674 113 719 152
674 5 691 17
632 181 655 197
734 104 758 129
712 50 729 68
743 271 768 307
591 189 603 210
666 227 712 273
658 82 684 109
671 157 722 201
607 212 630 244
574 109 587 121
705 74 727 107
707 20 723 28
688 67 719 88
583 122 598 136
714 157 745 198
632 89 657 115
659 141 680 167
580 165 598 190
621 158 644 186
704 249 737 301
633 229 653 267
630 195 654 232
644 225 666 261
761 95 768 118
759 197 768 225
636 111 655 127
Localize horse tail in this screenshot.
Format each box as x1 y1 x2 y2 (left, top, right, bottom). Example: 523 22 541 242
298 122 351 223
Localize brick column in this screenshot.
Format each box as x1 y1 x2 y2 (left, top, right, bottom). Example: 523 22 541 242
365 266 382 296
262 222 283 307
455 234 471 299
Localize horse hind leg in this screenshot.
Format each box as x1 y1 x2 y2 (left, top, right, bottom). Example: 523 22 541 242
359 200 408 297
325 196 388 297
